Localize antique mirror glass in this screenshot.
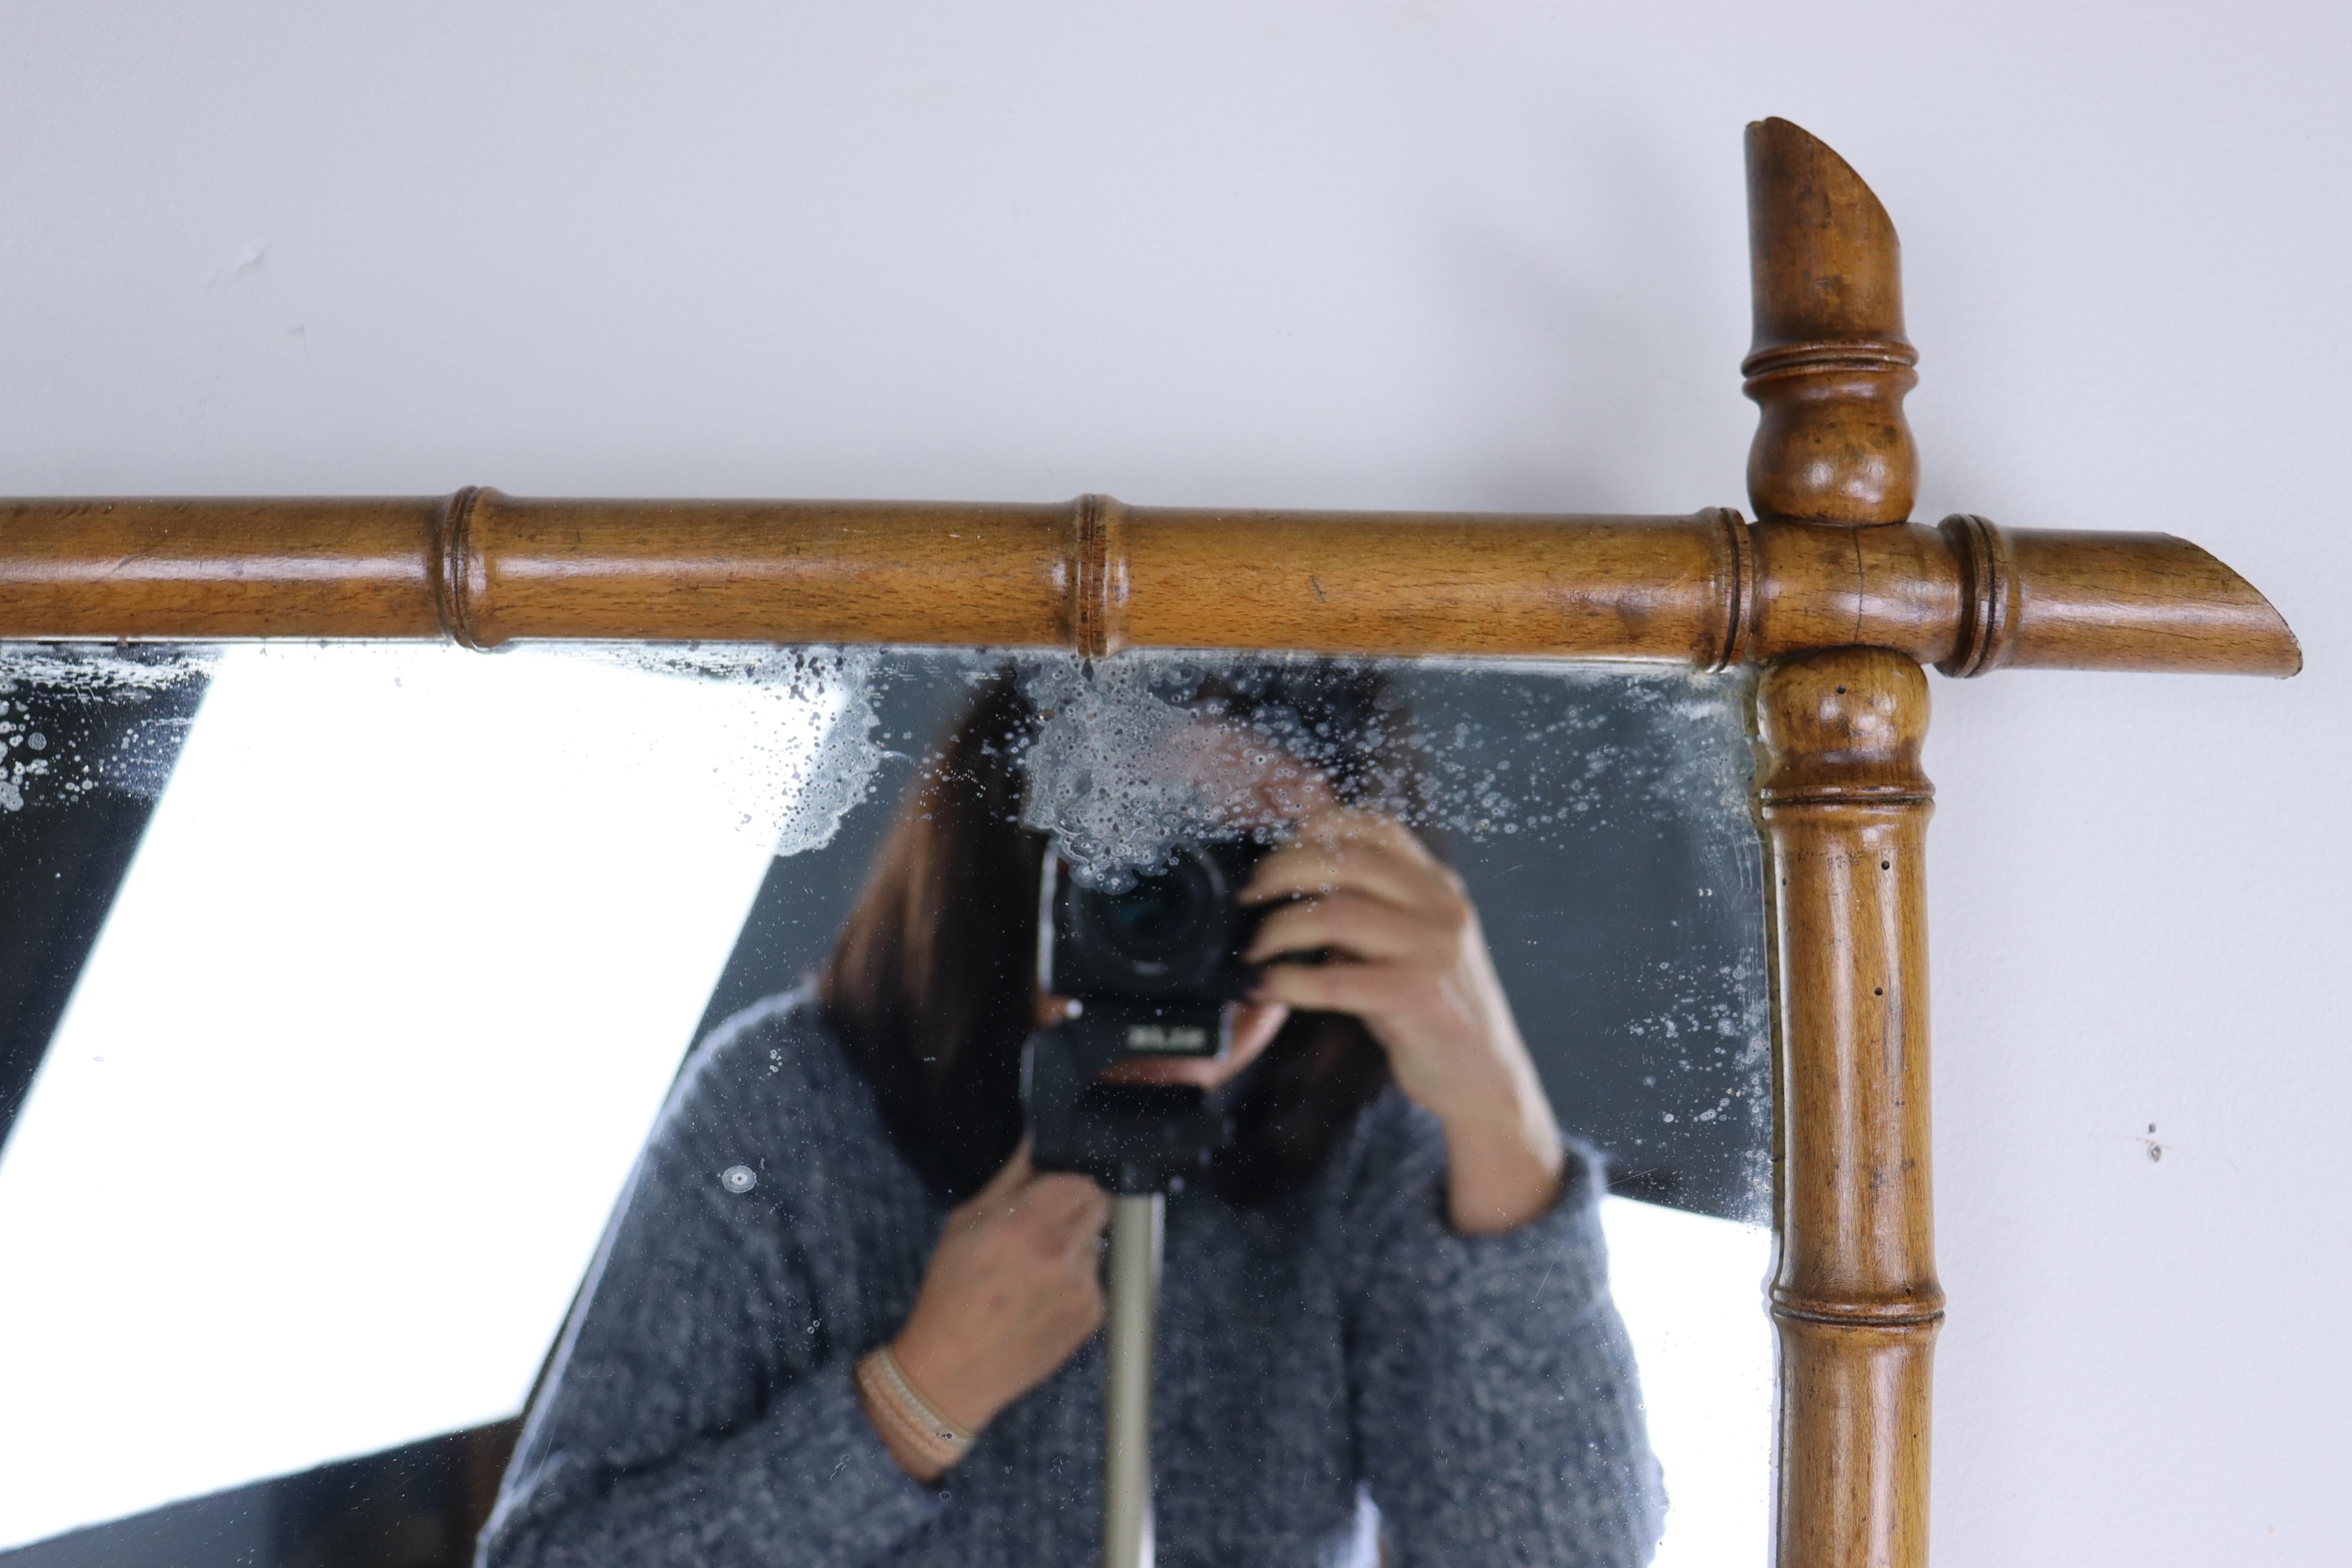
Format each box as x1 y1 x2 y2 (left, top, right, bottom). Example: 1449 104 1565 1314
0 643 1771 1567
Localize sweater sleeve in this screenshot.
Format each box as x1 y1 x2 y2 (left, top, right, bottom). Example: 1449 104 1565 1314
1343 1097 1667 1568
477 1025 946 1568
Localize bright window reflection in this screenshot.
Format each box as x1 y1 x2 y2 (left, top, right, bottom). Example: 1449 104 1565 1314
1599 1195 1773 1568
0 644 841 1552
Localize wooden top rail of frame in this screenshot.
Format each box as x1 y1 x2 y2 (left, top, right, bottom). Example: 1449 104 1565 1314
0 490 2299 676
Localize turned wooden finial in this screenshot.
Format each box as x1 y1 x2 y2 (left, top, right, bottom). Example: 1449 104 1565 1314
1744 119 1919 526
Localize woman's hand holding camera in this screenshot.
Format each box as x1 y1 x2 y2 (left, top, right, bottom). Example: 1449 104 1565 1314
873 797 1558 1485
874 1142 1108 1479
1243 808 1566 1236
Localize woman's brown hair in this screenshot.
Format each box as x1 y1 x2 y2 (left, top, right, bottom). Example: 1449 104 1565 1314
817 662 1411 1205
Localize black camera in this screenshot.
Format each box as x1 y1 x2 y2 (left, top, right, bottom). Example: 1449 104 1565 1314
1044 840 1267 1045
1024 840 1269 1191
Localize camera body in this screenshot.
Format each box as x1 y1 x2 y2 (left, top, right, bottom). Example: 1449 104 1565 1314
1024 840 1268 1191
1042 838 1266 1049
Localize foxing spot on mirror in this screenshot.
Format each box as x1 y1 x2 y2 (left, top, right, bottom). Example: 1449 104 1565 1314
0 643 1771 1568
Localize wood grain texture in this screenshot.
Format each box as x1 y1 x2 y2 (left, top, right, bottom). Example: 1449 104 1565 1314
1776 1321 1936 1568
1744 118 1920 526
1758 648 1942 1568
452 491 1084 648
0 496 1754 663
1114 505 1748 663
1747 121 1939 1568
0 495 450 639
0 495 2299 676
1748 519 1960 663
1937 515 2301 676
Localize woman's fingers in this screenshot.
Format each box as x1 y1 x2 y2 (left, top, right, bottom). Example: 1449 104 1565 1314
1245 888 1459 965
968 1140 1034 1205
1019 1172 1111 1243
1287 806 1443 871
1239 807 1480 1026
895 1158 1111 1443
956 1142 1109 1247
949 1140 1039 1231
1245 845 1424 912
1243 813 1459 913
1057 1199 1113 1274
1250 955 1437 1019
1026 1171 1109 1219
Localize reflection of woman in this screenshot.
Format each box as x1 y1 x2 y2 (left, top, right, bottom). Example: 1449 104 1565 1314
482 667 1664 1567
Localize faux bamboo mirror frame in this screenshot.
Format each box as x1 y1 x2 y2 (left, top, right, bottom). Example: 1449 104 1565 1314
0 120 2301 1568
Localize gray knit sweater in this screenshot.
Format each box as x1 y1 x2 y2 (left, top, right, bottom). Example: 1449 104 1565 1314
479 989 1664 1567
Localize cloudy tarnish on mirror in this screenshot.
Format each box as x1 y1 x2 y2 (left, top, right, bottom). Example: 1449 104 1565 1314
0 644 1771 1568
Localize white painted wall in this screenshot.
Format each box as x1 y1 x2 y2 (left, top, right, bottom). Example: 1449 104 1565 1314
2 4 2343 1563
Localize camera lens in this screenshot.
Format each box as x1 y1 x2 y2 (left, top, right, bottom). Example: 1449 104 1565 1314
1091 855 1215 966
1049 839 1264 1003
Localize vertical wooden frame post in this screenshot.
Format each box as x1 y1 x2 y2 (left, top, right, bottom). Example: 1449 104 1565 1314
1759 651 1940 1566
1746 118 1942 1568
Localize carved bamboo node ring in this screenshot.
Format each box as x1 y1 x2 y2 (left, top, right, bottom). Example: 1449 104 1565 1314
1067 492 1129 661
431 485 493 651
1704 506 1757 672
1770 1296 1947 1329
1739 338 1920 384
1936 513 2015 677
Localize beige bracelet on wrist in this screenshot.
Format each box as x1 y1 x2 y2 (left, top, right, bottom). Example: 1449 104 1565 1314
857 1344 974 1472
